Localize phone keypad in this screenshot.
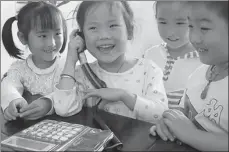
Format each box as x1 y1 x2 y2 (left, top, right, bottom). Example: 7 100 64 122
18 120 84 144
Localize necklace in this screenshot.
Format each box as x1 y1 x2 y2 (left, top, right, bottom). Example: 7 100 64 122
116 58 126 73
200 65 228 99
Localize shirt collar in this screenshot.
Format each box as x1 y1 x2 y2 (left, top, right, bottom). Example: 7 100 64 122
160 43 199 60
26 54 60 75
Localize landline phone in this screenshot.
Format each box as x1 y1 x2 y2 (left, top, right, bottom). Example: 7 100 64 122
75 30 123 150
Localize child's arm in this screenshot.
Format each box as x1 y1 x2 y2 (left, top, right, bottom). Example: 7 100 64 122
163 109 228 151
18 95 53 120
133 61 168 123
51 30 86 117
57 58 76 90
52 66 87 117
57 29 84 90
1 62 25 112
185 129 228 151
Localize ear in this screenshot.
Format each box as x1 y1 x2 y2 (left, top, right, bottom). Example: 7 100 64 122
127 26 134 40
17 31 27 45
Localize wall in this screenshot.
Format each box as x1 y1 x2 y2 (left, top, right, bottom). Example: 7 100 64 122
1 1 18 78
1 1 162 78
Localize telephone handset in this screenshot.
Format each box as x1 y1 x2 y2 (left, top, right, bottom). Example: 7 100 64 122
76 30 107 89
75 30 123 150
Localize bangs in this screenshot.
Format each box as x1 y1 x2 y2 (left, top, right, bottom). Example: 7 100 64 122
88 2 123 16
30 6 62 30
108 2 123 15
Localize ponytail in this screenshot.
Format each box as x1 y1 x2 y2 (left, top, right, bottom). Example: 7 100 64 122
2 16 24 59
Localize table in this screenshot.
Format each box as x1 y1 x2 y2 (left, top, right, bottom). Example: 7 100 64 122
1 107 197 151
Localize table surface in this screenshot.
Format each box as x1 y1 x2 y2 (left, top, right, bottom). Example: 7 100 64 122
1 107 197 151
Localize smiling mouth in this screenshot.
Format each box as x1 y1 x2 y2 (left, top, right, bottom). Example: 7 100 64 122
197 48 208 53
97 44 115 53
167 38 179 42
44 49 55 53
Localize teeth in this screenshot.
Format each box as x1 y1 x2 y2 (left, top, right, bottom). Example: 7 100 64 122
198 48 207 52
99 45 113 48
168 38 178 41
44 50 53 53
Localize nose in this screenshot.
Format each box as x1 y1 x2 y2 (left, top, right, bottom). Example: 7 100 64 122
167 26 177 38
166 32 176 40
189 29 202 45
47 35 56 48
99 29 111 40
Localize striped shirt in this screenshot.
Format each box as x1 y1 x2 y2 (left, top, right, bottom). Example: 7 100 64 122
143 43 202 108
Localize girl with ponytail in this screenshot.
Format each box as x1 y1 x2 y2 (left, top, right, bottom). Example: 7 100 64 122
1 1 67 121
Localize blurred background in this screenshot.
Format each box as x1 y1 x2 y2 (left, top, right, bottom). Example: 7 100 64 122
1 1 162 78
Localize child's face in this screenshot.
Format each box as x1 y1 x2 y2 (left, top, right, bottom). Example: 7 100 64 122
83 2 128 63
27 21 64 62
156 2 190 49
188 3 228 65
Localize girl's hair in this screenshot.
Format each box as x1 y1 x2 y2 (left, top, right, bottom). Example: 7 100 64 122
187 1 228 23
2 1 67 59
75 1 134 40
153 1 187 18
152 1 157 17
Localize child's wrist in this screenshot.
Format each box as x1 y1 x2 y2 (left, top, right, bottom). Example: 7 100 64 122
120 90 137 110
63 61 76 74
66 50 79 63
41 97 52 113
66 56 78 65
183 127 199 144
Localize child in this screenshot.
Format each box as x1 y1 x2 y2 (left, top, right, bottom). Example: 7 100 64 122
1 1 67 121
143 1 202 109
150 1 228 151
49 1 168 123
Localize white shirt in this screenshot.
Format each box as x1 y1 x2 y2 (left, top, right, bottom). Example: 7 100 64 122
51 58 168 124
1 54 64 112
184 65 228 133
143 43 202 109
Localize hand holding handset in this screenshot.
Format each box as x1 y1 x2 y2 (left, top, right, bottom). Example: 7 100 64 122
74 30 123 150
75 30 107 89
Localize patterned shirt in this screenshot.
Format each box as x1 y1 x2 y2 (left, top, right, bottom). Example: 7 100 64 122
50 58 168 124
1 54 64 112
143 43 202 109
182 65 228 133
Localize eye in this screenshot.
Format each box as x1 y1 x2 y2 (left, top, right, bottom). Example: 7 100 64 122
177 22 186 25
200 27 211 34
158 21 166 24
89 26 96 30
38 35 46 38
201 27 211 31
56 32 62 36
188 24 193 28
110 24 119 28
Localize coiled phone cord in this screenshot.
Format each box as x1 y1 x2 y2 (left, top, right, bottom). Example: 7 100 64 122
78 50 123 151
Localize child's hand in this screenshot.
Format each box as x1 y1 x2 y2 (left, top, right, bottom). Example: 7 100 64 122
19 97 52 120
150 118 175 142
67 29 85 64
162 109 198 143
82 88 124 102
3 98 28 121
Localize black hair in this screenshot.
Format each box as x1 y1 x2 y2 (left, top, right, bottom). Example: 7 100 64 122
75 1 134 40
153 1 187 18
187 1 228 23
2 1 67 59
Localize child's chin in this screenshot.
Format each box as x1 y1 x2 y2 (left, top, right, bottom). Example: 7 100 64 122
43 56 56 62
199 57 212 65
98 57 116 64
166 41 184 49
